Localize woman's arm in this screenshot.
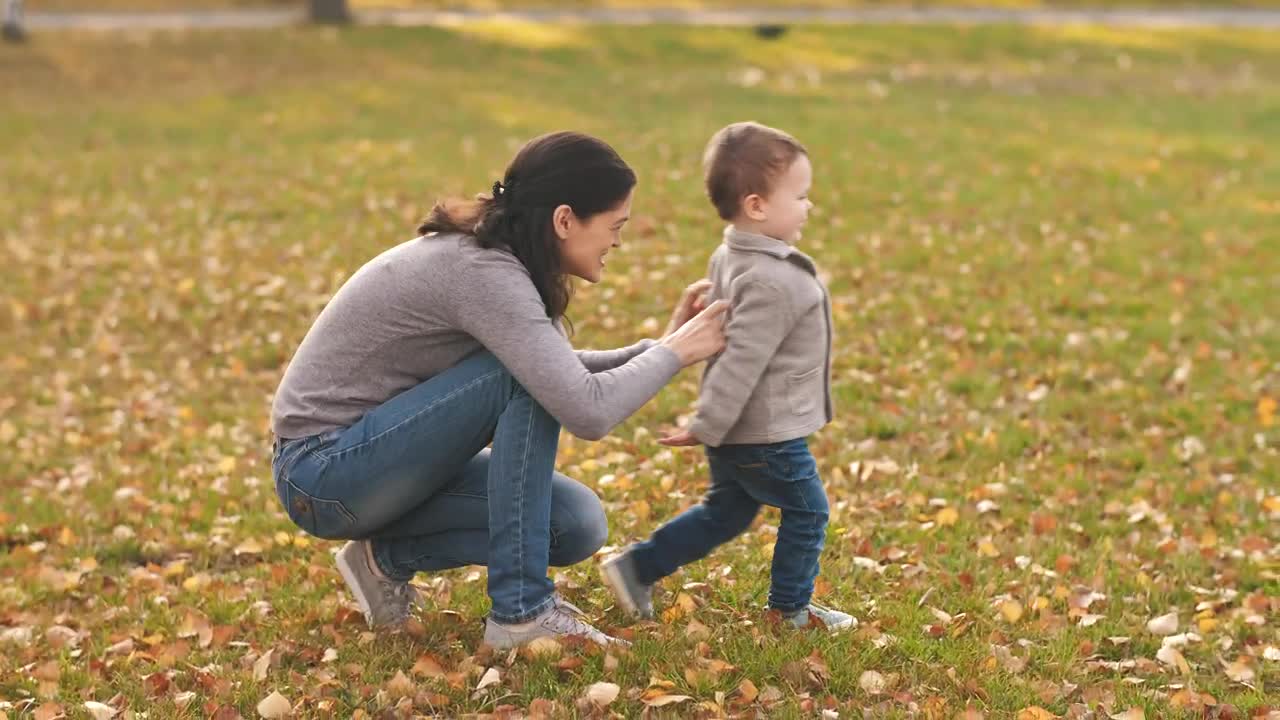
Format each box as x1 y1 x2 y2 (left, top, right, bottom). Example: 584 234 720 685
576 278 712 372
576 339 658 373
449 253 682 440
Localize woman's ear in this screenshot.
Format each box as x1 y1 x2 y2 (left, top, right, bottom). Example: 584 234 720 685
552 204 575 241
743 193 768 222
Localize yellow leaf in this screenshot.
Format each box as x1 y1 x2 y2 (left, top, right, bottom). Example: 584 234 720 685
217 456 237 474
183 573 212 592
641 692 693 708
978 539 1000 558
234 538 265 556
935 507 959 527
1000 600 1024 624
1016 707 1057 720
525 637 562 658
1258 396 1276 427
736 679 758 703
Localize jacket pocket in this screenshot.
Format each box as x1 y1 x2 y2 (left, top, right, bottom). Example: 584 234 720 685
786 366 823 416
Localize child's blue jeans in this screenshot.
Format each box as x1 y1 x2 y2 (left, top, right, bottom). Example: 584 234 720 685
627 437 828 613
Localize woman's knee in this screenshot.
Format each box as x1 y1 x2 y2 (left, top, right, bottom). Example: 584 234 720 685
548 474 608 566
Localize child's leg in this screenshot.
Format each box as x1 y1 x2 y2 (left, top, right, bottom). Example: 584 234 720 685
732 438 829 613
627 448 761 585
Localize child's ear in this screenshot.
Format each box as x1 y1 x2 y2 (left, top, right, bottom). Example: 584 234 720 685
742 193 767 222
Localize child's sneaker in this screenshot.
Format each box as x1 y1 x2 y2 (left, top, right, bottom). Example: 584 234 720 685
780 603 856 632
600 548 654 619
483 596 628 649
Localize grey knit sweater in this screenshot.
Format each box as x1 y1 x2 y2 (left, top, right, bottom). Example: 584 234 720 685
271 234 682 440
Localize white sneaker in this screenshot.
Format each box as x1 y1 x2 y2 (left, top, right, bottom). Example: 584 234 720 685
781 603 857 632
483 595 628 649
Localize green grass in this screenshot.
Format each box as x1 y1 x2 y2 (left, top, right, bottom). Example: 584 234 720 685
2 19 1279 720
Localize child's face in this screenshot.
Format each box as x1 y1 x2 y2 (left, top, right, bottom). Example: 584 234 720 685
755 154 813 244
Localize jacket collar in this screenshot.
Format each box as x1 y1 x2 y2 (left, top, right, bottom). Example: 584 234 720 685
723 225 817 275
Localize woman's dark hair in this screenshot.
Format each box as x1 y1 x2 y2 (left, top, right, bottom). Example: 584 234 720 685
418 131 637 322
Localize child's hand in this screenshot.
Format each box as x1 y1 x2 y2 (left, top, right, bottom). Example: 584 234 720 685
658 429 701 447
664 279 713 337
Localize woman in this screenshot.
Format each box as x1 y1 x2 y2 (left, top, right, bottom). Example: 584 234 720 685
270 131 727 649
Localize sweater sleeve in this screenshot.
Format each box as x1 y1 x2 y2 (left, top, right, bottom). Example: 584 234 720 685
690 278 793 447
447 253 682 440
577 339 659 372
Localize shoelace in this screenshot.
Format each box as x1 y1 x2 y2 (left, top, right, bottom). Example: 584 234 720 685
375 581 419 623
541 606 607 640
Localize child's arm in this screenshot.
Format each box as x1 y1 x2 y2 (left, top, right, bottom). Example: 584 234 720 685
687 278 793 447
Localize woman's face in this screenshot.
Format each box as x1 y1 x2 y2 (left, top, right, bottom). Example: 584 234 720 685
554 190 634 283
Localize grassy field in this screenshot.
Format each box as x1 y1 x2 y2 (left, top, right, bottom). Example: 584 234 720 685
25 0 1280 15
2 18 1279 720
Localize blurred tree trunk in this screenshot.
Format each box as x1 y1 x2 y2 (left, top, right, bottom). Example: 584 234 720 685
309 0 350 24
3 0 25 42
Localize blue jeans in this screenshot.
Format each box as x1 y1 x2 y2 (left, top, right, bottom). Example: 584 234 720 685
271 351 608 624
628 437 828 613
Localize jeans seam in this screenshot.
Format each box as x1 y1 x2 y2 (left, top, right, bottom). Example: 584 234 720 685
438 491 488 500
514 392 535 617
318 369 505 463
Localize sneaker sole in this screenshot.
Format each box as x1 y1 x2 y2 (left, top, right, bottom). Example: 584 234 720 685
335 544 376 626
599 559 644 618
826 617 856 632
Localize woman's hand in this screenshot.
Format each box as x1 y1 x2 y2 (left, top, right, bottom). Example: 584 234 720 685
658 428 701 446
660 300 728 367
664 279 713 338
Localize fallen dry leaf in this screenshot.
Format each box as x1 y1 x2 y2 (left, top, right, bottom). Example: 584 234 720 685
475 667 501 691
385 670 416 698
582 682 620 707
859 670 888 695
641 691 693 708
1156 645 1191 674
1147 612 1178 636
935 506 959 526
256 691 291 719
83 702 117 720
253 649 273 681
1000 600 1024 623
525 637 562 659
1222 658 1255 683
412 652 447 678
33 703 64 720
